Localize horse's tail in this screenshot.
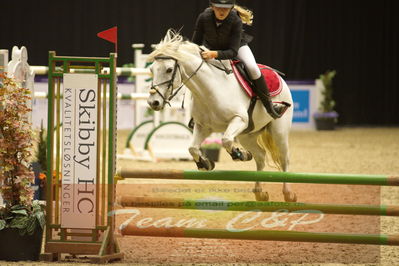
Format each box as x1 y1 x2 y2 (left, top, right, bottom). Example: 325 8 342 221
256 127 282 170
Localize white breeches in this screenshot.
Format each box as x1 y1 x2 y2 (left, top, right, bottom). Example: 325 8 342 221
237 45 261 80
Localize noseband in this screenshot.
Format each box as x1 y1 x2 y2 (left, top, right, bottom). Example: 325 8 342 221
150 55 204 106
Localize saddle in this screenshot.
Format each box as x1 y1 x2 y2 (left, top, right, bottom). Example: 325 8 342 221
230 60 283 98
229 60 286 133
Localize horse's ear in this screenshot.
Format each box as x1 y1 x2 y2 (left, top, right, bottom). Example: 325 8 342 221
164 29 176 42
164 28 184 44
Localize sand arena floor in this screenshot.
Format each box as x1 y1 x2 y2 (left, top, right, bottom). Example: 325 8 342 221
113 127 399 265
2 127 398 265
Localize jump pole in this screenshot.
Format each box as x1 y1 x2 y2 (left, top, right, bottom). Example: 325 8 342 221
118 169 399 186
118 196 399 216
120 225 399 246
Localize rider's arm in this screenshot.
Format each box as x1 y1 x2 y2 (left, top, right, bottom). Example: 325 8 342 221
215 18 242 60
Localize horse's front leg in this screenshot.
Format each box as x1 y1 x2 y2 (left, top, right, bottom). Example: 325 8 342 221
222 116 252 161
188 124 214 171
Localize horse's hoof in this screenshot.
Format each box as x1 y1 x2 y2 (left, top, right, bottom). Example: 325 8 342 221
284 191 297 202
231 148 252 161
195 156 215 171
244 151 253 161
253 190 269 201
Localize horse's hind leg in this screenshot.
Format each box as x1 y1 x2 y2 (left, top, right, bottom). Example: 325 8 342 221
238 133 269 201
268 122 297 202
222 116 252 161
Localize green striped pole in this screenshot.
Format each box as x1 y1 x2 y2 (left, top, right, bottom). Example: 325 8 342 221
119 196 399 216
121 226 399 246
31 65 150 76
119 169 399 186
34 91 148 100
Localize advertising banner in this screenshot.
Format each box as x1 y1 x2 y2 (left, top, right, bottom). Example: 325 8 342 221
61 73 98 229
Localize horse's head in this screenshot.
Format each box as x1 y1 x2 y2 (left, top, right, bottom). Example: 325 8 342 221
146 29 202 111
147 56 182 111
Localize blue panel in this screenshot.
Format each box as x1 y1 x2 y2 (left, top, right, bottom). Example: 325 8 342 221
292 90 310 123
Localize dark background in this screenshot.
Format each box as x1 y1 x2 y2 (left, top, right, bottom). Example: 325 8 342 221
1 0 398 125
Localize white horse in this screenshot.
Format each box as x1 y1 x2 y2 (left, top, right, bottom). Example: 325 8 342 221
147 30 296 202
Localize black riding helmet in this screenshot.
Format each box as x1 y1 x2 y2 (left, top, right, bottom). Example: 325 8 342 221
209 0 235 8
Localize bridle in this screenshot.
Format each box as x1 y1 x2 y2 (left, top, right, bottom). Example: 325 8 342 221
149 48 234 106
150 55 204 106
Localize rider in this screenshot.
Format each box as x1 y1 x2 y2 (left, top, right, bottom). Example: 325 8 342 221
192 0 288 119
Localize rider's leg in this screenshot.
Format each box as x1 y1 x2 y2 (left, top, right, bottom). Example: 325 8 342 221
237 45 288 119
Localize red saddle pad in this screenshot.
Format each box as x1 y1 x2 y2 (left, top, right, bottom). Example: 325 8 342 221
231 60 283 98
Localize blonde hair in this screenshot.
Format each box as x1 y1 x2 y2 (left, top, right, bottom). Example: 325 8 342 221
234 5 253 26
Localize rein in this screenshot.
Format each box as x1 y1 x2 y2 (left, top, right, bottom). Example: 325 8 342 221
150 55 204 106
208 60 232 74
198 47 232 74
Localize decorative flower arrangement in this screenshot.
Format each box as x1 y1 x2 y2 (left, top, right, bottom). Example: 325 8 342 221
35 121 47 175
313 70 339 130
314 70 339 120
0 73 45 235
32 121 47 199
201 138 222 150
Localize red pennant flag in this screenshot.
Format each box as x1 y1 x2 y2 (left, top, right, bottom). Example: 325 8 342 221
97 26 118 53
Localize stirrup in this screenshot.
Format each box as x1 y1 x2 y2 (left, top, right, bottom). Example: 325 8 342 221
269 101 291 119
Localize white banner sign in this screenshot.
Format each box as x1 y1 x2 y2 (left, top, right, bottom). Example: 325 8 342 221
62 73 98 229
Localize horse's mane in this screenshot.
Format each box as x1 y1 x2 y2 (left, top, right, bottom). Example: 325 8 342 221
147 29 203 62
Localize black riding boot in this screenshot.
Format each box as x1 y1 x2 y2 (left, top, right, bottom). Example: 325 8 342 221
252 76 289 119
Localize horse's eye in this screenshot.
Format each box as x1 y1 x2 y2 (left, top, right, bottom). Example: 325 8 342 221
166 68 173 73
